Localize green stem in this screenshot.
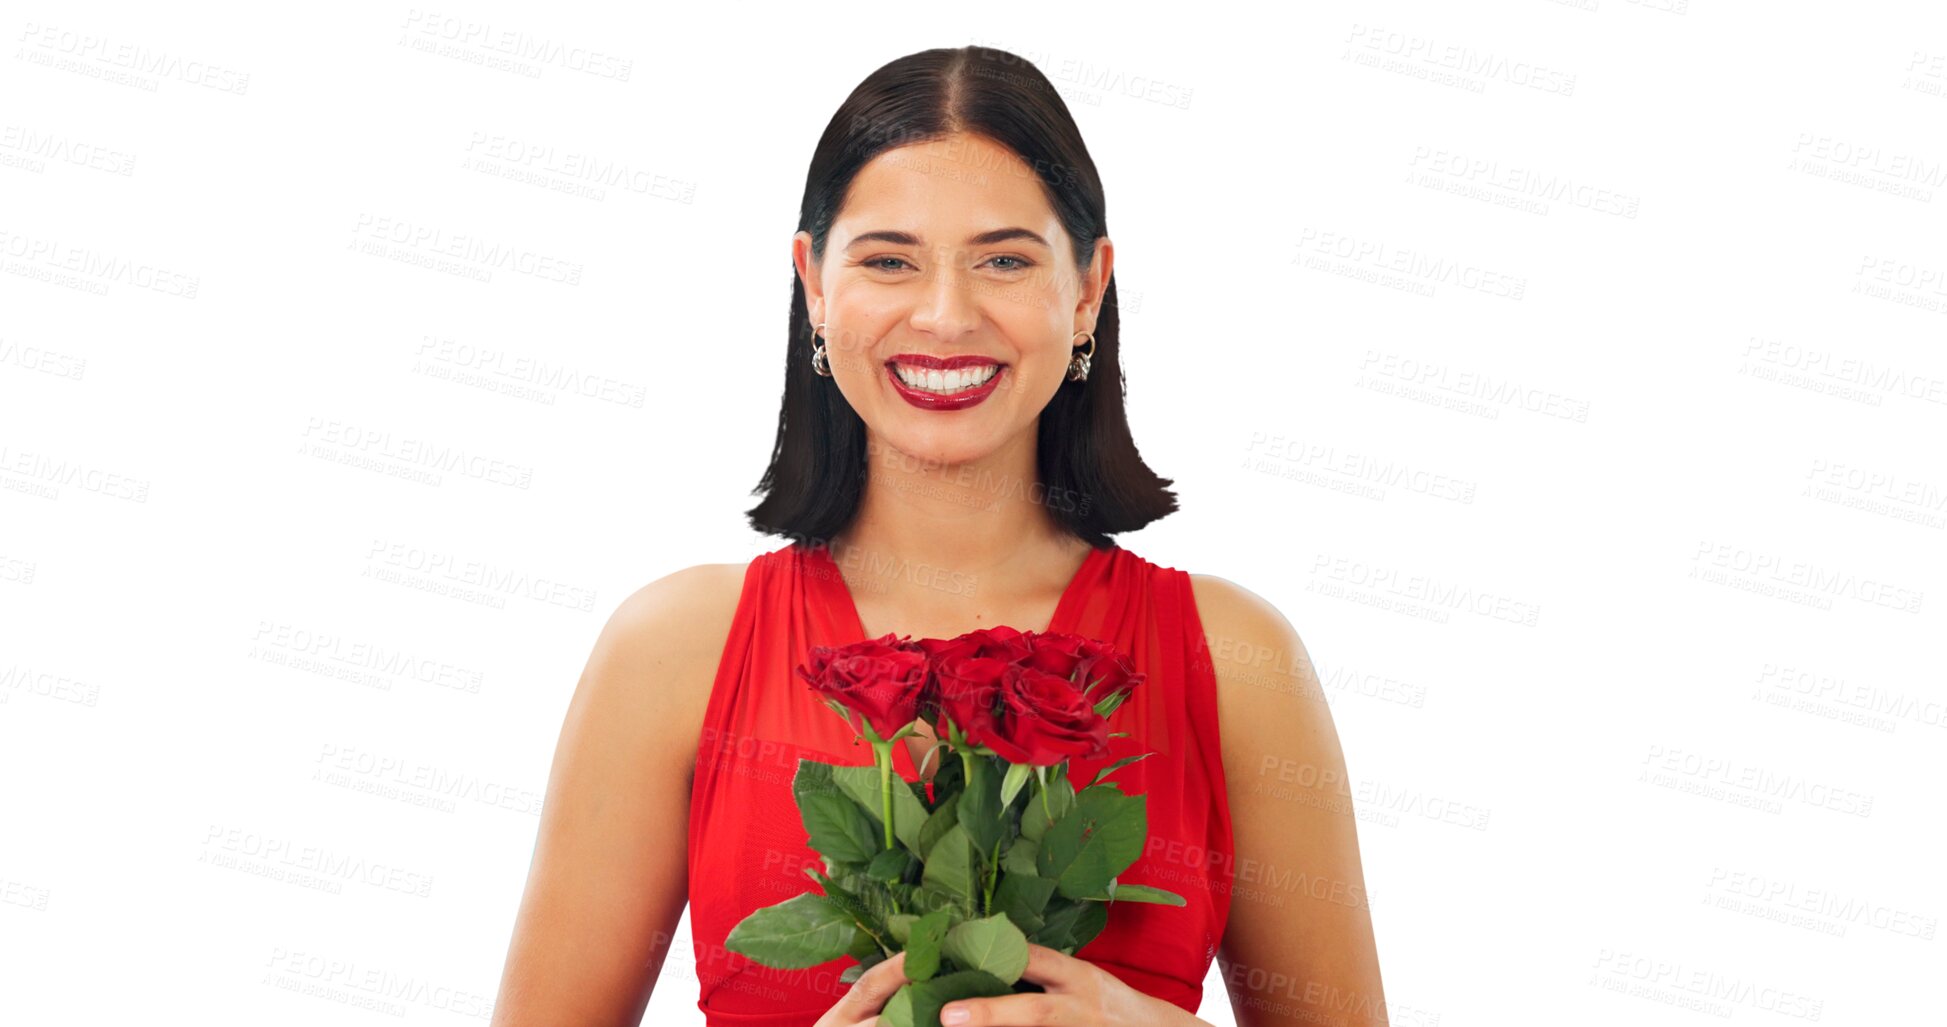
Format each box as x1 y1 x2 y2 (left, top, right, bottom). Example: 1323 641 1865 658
878 740 894 851
961 751 998 914
983 836 1001 914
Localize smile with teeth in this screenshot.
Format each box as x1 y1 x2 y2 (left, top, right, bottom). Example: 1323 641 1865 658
890 362 1002 394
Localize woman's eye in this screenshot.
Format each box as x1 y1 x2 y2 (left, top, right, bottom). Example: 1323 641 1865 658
863 255 1033 273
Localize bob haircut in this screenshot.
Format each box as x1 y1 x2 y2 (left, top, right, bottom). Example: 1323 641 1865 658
747 44 1178 552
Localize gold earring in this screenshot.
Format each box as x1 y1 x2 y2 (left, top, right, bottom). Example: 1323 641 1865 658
1067 331 1096 382
812 321 832 377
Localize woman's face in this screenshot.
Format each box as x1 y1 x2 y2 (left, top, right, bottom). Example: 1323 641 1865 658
795 131 1111 469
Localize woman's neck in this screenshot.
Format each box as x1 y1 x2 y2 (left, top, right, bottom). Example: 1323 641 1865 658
826 431 1093 636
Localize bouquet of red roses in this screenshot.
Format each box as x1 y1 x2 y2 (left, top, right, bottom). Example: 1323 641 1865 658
724 626 1184 1027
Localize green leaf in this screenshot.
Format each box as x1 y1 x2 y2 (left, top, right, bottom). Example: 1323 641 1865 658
908 885 960 916
833 764 930 854
902 908 954 981
920 823 977 910
1020 800 1052 843
886 913 919 946
1029 896 1078 950
793 758 842 801
1000 761 1034 808
885 880 923 913
917 792 961 860
1092 688 1133 718
892 970 1012 1027
1083 752 1153 789
800 788 883 865
839 946 886 983
1030 896 1108 955
1035 788 1147 900
846 874 905 930
866 847 915 883
930 752 966 798
1069 898 1109 952
805 868 887 946
881 983 917 1027
793 760 877 864
848 927 883 962
991 873 1057 934
1020 773 1075 842
1109 883 1186 906
958 756 1005 856
723 893 857 968
942 912 1030 985
1000 837 1039 876
823 698 857 729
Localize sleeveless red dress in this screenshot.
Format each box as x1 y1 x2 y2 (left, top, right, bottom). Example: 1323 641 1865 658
686 541 1234 1026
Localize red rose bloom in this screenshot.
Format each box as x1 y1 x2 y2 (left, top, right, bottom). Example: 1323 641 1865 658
796 633 929 741
991 663 1112 764
1020 630 1093 679
1075 646 1144 704
933 653 1009 740
919 625 1032 666
938 655 1111 765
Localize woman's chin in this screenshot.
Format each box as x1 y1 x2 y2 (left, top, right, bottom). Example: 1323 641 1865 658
873 428 1004 471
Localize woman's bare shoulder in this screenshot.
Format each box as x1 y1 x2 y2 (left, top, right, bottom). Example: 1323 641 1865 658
605 559 753 660
573 559 756 746
1186 571 1328 754
1187 572 1307 664
495 559 757 1026
1185 577 1381 1002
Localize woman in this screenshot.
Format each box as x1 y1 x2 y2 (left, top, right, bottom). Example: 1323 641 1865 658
491 45 1385 1027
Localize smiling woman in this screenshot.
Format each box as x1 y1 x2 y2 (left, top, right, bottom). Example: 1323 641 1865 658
489 44 1386 1027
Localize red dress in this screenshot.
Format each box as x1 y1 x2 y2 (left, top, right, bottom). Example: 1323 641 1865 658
686 541 1235 1026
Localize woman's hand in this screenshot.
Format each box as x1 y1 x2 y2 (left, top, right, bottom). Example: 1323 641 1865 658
815 950 908 1027
938 944 1194 1027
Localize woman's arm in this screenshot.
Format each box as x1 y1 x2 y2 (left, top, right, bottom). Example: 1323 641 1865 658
489 564 743 1027
1192 576 1388 1027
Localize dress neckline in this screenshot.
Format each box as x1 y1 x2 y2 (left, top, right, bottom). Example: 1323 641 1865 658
799 539 1115 784
801 540 1113 646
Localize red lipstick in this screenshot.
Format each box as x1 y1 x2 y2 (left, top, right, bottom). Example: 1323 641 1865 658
884 353 1007 411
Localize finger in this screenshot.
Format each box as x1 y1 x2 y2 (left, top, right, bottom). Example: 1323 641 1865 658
839 951 908 1016
941 991 1065 1027
1013 944 1076 988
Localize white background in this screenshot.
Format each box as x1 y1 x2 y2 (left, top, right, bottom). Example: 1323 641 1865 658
3 2 1942 1025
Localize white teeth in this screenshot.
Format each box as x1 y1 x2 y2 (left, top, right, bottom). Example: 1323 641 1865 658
893 363 999 394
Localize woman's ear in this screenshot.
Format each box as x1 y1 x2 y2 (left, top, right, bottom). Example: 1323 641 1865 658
1079 236 1114 320
793 231 823 320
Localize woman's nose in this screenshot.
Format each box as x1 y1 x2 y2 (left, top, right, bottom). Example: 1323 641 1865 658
908 256 982 339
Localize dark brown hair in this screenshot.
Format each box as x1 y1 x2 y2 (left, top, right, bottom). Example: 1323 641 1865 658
746 45 1177 550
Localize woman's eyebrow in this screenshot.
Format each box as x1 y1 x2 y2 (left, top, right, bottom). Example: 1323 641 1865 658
844 227 1051 249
